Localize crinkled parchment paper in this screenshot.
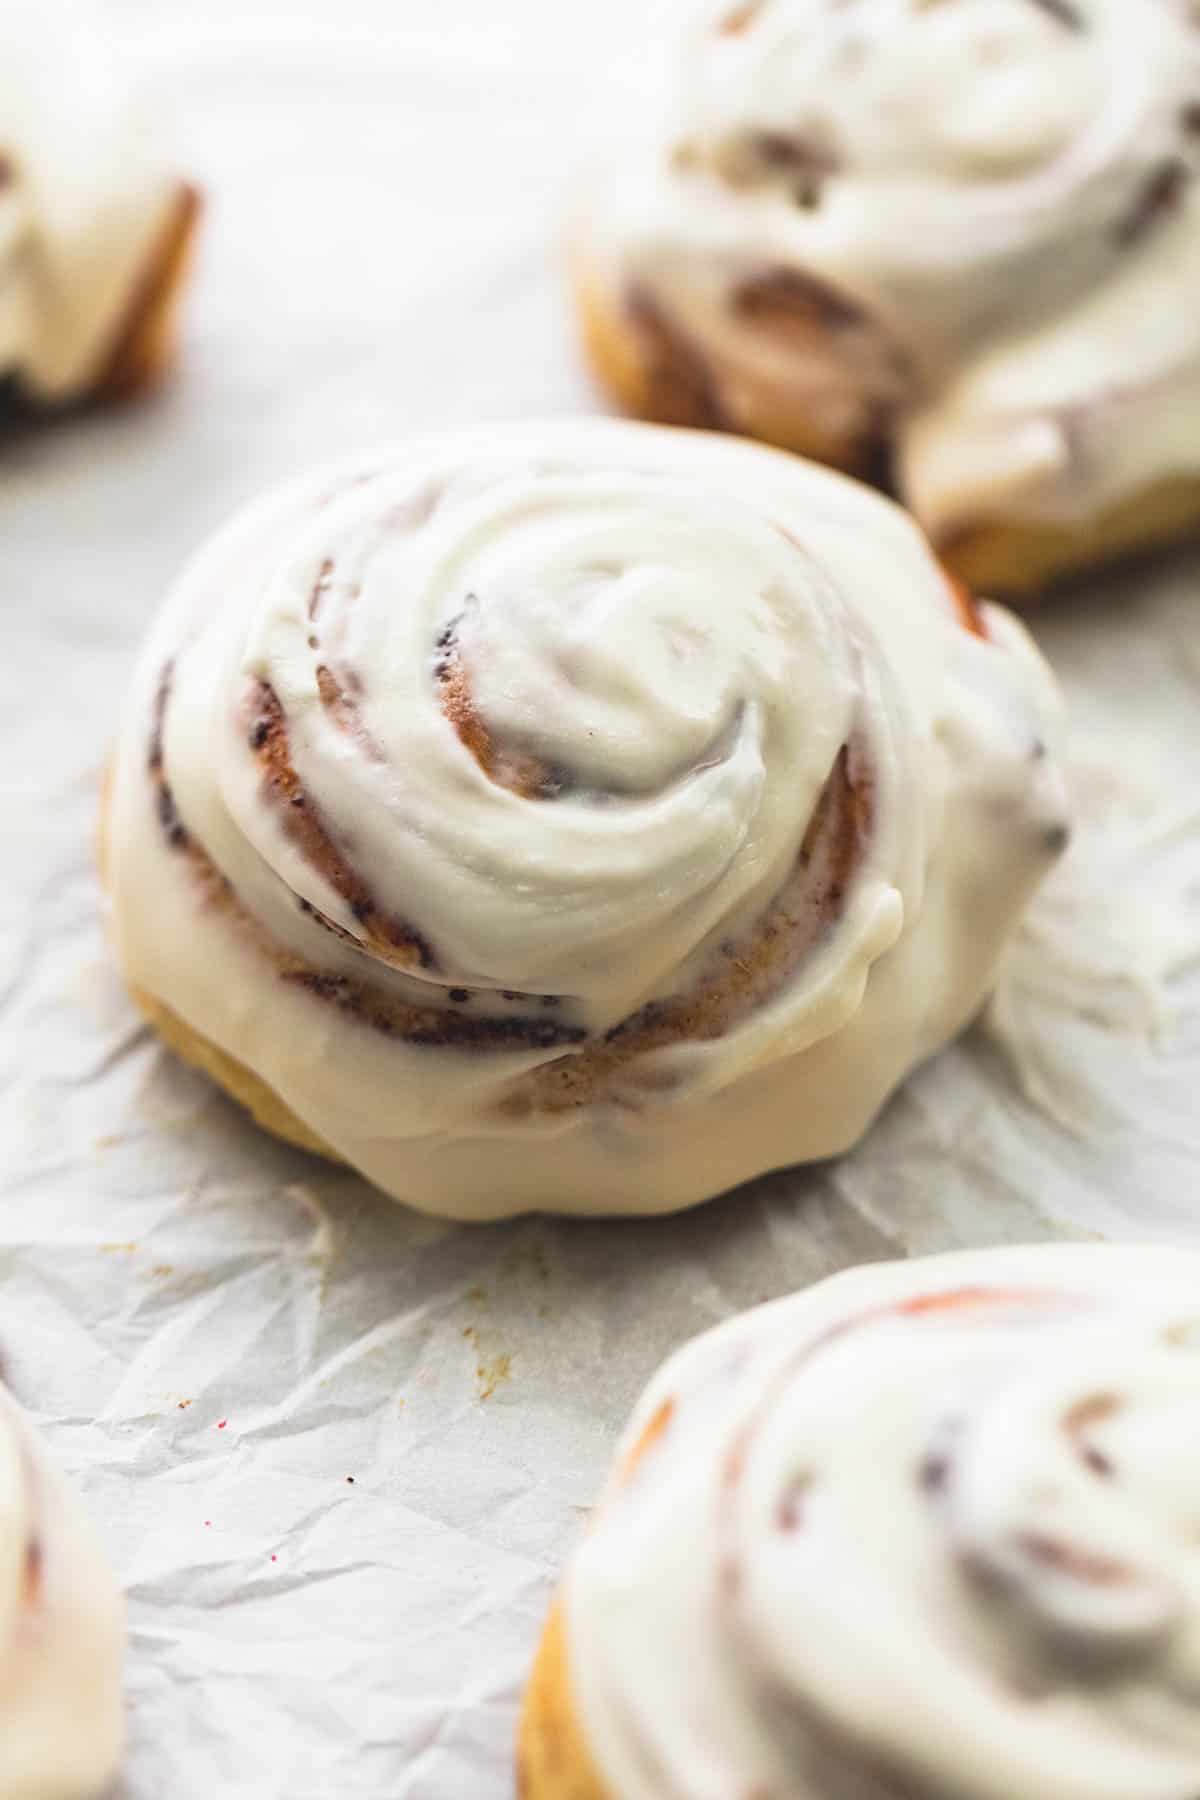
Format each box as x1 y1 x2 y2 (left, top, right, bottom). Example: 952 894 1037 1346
2 3 1199 1794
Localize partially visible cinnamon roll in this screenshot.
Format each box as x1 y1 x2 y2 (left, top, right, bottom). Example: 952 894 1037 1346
0 1382 124 1799
104 419 1067 1219
577 0 1200 595
0 0 199 412
521 1243 1200 1800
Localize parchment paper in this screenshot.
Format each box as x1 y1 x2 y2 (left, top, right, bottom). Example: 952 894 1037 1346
3 3 1199 1794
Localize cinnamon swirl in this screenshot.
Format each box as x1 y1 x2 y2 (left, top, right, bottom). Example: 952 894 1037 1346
104 419 1067 1219
0 0 199 411
0 1383 124 1799
521 1242 1200 1800
577 0 1200 595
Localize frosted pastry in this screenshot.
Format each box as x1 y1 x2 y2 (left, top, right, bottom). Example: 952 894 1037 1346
104 418 1067 1219
0 0 199 409
520 1242 1200 1800
0 1381 124 1799
576 0 1200 596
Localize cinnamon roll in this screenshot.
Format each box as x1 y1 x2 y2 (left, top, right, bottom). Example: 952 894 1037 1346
104 419 1067 1219
577 0 1200 595
0 1382 124 1799
520 1242 1200 1800
0 0 199 412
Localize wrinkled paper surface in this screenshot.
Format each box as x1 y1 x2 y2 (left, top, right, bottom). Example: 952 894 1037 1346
3 3 1200 1794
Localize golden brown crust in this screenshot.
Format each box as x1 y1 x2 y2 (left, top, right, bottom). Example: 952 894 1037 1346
518 1403 681 1798
939 471 1200 601
98 780 339 1163
572 252 882 478
93 181 202 401
518 1602 613 1800
126 979 337 1159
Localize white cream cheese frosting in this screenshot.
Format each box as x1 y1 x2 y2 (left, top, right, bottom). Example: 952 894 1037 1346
590 0 1200 537
107 419 1067 1219
0 0 182 402
564 1242 1200 1800
0 1385 124 1800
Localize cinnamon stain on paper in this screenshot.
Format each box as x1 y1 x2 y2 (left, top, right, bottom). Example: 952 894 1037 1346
454 1237 558 1398
99 1243 175 1284
460 1280 513 1399
461 1324 512 1400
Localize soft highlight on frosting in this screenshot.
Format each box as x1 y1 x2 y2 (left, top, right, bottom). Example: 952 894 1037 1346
564 1243 1200 1800
108 419 1067 1218
0 0 183 401
590 0 1200 537
0 1386 124 1800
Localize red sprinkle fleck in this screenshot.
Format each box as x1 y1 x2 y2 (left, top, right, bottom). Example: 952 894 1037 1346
204 1521 212 1529
217 1420 228 1430
271 1555 278 1564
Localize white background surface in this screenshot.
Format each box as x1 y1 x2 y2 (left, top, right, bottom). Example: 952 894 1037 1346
3 3 1200 1795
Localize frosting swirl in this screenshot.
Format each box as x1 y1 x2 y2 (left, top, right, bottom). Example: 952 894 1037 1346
0 1385 124 1799
564 1244 1200 1800
592 0 1200 535
0 0 184 402
108 420 1067 1218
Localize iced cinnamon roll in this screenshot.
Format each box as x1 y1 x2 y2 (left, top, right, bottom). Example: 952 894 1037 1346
104 419 1067 1219
521 1242 1200 1800
577 0 1200 595
0 1382 124 1799
0 0 199 411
